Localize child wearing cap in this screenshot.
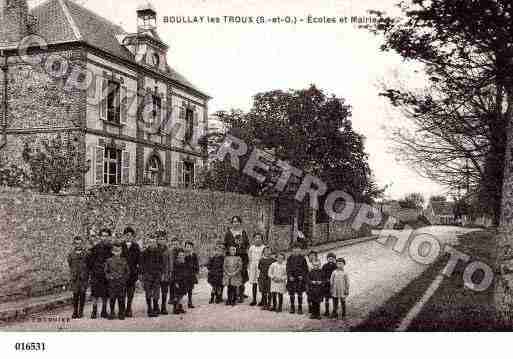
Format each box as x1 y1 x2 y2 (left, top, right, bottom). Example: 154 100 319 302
307 259 324 320
104 242 129 320
207 244 225 304
67 236 90 319
330 258 349 319
286 243 309 314
322 253 338 317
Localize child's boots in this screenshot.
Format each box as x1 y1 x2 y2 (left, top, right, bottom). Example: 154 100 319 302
209 292 215 304
324 302 330 317
91 304 98 319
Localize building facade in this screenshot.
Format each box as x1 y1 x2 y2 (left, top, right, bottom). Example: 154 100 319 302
0 0 210 190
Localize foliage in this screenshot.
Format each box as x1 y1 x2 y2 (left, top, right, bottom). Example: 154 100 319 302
22 133 88 194
0 158 27 188
202 85 381 204
430 195 447 203
365 0 513 225
398 192 425 209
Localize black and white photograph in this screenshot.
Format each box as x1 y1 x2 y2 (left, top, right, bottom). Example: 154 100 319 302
0 0 511 355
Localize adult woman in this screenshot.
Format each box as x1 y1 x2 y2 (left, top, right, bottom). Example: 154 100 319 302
224 216 250 303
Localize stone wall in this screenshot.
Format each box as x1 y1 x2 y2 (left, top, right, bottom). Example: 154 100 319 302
0 186 270 303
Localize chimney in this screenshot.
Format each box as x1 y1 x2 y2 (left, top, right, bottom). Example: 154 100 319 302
136 1 157 33
0 0 29 46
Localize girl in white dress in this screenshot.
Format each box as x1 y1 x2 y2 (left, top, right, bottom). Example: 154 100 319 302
248 233 266 306
268 253 287 312
330 258 349 319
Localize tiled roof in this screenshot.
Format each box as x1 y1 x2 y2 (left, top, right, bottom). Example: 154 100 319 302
29 0 209 98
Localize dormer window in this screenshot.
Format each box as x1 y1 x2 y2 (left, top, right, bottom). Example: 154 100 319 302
151 53 160 68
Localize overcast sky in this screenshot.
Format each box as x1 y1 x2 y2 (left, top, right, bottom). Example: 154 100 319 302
31 0 446 202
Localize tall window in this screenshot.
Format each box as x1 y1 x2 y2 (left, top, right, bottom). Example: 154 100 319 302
183 161 195 187
104 147 121 185
107 81 121 124
152 94 161 126
146 156 162 186
185 108 194 142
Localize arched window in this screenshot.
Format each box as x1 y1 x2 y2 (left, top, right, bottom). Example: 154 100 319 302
146 155 162 186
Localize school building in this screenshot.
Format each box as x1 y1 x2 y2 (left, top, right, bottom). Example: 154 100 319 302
0 0 210 190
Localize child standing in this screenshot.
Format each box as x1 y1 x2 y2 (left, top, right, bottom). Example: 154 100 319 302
268 253 287 312
223 245 243 306
184 241 199 309
306 250 319 313
104 242 130 320
156 231 171 315
67 236 90 319
172 249 188 314
307 259 324 320
141 235 164 318
258 246 275 311
286 244 309 314
248 233 266 306
330 258 350 319
207 244 225 304
321 253 338 317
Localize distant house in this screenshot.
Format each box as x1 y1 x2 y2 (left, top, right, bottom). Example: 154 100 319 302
377 200 423 228
425 200 456 225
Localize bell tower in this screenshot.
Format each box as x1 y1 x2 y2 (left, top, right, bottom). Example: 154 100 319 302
137 2 157 33
0 0 29 46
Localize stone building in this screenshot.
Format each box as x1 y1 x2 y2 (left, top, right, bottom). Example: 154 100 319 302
0 0 210 190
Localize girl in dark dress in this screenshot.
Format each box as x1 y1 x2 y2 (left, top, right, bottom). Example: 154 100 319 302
172 249 188 314
207 245 225 304
258 246 275 311
224 216 250 303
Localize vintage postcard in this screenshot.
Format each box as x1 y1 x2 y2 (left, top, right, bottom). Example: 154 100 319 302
0 0 509 355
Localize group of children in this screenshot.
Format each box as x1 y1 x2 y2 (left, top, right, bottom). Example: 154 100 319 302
67 227 199 320
68 226 349 322
207 233 350 320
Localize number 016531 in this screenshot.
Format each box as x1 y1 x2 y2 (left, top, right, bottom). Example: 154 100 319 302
14 342 46 351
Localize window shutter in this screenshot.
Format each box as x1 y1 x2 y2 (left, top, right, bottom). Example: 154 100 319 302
100 77 108 121
95 146 105 185
176 161 184 187
194 162 200 185
121 150 130 184
86 145 94 184
120 85 128 124
179 104 185 119
87 74 96 100
144 92 153 128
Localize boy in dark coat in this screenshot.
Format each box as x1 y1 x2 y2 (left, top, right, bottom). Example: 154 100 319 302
286 243 309 314
321 252 338 317
172 249 188 314
258 246 275 311
67 236 90 319
141 235 164 317
307 259 324 320
157 231 171 315
88 228 113 319
207 244 225 304
184 241 200 308
105 242 130 320
121 227 141 318
168 237 181 305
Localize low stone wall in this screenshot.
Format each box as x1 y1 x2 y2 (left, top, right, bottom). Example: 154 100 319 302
0 186 271 303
